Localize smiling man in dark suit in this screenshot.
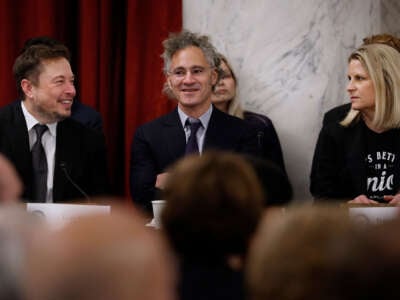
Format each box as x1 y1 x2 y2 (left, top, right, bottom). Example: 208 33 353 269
0 40 108 202
130 31 258 213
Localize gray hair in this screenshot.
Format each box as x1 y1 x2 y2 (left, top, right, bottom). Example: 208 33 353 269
161 30 221 75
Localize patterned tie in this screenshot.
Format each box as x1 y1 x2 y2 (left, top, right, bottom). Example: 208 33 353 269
32 124 48 202
185 118 201 155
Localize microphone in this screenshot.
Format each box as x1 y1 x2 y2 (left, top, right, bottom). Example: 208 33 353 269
257 131 264 155
59 162 90 202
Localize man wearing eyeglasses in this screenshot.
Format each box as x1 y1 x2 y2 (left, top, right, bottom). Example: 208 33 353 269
130 30 258 213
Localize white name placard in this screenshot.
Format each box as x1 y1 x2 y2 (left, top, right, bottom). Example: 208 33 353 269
349 206 400 224
27 203 111 229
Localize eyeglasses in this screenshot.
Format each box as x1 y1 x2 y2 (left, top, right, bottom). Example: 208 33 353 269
168 66 211 80
220 71 233 80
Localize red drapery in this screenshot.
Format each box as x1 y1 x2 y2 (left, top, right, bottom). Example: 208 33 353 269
0 0 181 199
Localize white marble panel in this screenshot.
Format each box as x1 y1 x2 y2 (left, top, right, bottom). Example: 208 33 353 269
381 0 400 36
183 0 394 201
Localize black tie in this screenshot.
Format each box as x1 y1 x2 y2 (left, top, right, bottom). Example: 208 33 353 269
32 124 48 202
185 118 201 155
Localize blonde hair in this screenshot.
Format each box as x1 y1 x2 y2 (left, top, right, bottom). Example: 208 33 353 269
218 54 244 119
340 44 400 129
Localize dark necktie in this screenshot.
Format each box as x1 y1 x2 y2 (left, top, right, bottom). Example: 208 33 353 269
185 118 201 155
32 124 48 202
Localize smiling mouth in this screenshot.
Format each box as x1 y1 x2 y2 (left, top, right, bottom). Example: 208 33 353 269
59 100 73 108
215 89 227 95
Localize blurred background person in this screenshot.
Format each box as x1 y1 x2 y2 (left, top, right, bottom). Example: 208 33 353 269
247 205 400 300
211 53 287 174
0 207 46 300
323 33 400 126
0 154 22 203
24 208 176 300
310 44 400 204
245 155 292 206
161 151 264 300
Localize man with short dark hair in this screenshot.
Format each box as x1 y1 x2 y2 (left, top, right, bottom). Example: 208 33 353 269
19 36 104 132
0 39 108 202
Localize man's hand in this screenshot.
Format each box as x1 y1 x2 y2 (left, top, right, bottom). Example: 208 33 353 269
348 194 378 204
155 172 169 190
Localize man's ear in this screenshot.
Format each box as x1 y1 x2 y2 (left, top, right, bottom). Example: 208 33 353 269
211 69 218 85
21 79 34 99
166 77 173 90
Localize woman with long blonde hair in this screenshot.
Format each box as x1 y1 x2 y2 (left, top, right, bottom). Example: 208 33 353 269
311 44 400 204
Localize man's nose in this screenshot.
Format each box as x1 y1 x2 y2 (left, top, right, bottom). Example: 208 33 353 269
66 82 76 96
182 71 196 83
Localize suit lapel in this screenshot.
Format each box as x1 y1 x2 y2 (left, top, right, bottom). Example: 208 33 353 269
162 109 186 161
203 109 218 149
204 108 232 150
9 103 34 198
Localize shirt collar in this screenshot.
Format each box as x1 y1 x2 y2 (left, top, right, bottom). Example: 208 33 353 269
178 105 213 130
21 101 58 136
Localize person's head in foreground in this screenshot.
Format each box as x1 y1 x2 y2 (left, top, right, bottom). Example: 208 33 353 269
246 205 400 300
0 207 45 300
24 208 177 300
161 151 264 265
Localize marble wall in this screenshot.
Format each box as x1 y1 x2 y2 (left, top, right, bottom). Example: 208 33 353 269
183 0 400 201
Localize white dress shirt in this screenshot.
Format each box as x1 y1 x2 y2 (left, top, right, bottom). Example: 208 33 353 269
178 105 213 154
21 102 57 202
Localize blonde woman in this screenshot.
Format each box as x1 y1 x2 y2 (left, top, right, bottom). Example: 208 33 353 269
323 33 400 125
311 44 400 204
211 54 286 173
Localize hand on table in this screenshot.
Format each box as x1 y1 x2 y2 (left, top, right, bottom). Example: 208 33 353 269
348 194 378 204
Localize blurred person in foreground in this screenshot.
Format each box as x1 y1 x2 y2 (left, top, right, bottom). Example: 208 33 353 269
24 207 176 300
161 151 264 300
0 207 46 300
247 205 400 300
0 153 22 203
310 44 400 204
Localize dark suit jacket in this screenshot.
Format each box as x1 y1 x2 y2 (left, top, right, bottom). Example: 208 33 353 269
310 119 400 202
130 107 259 211
71 101 103 132
0 101 109 202
243 111 287 174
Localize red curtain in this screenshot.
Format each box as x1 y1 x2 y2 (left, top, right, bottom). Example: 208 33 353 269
0 0 182 199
